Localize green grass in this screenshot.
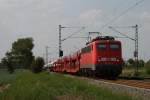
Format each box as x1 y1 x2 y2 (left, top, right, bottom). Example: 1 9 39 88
0 69 24 84
0 70 134 100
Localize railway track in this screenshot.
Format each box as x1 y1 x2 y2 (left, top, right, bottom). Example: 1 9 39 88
63 72 150 90
53 72 150 100
77 76 150 100
99 79 150 89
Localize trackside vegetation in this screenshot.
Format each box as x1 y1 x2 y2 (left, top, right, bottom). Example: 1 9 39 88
0 70 134 100
145 60 150 74
31 57 45 73
120 59 150 77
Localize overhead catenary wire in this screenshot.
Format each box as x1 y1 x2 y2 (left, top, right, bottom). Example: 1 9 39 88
67 36 89 39
58 25 86 57
61 27 85 41
60 0 145 43
110 36 133 39
99 0 145 31
108 26 135 41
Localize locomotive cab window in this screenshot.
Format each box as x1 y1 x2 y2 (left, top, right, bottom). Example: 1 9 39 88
110 44 120 50
81 46 91 53
97 44 106 51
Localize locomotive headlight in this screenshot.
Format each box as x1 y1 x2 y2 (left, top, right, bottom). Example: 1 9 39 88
116 59 120 62
100 57 107 61
111 58 116 61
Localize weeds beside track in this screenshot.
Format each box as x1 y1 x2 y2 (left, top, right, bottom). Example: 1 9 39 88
0 70 134 100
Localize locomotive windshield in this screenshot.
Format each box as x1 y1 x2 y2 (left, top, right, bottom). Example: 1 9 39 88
97 44 106 51
110 44 120 50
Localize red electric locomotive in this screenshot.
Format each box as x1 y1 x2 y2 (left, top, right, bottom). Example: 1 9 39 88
51 36 123 78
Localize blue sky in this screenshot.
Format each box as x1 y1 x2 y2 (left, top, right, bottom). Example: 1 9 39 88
0 0 149 61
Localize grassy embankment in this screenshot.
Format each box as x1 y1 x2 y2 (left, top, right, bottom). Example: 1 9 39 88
0 70 134 100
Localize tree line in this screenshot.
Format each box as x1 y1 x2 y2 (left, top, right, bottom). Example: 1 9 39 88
124 58 150 74
0 37 44 73
124 58 145 68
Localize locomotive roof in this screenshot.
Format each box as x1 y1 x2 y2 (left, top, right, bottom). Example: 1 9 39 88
92 36 115 41
86 36 120 45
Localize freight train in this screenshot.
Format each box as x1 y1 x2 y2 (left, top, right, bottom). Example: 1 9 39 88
50 36 123 78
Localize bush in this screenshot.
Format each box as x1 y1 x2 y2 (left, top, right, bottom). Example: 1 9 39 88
1 57 14 74
145 60 150 74
31 57 45 73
